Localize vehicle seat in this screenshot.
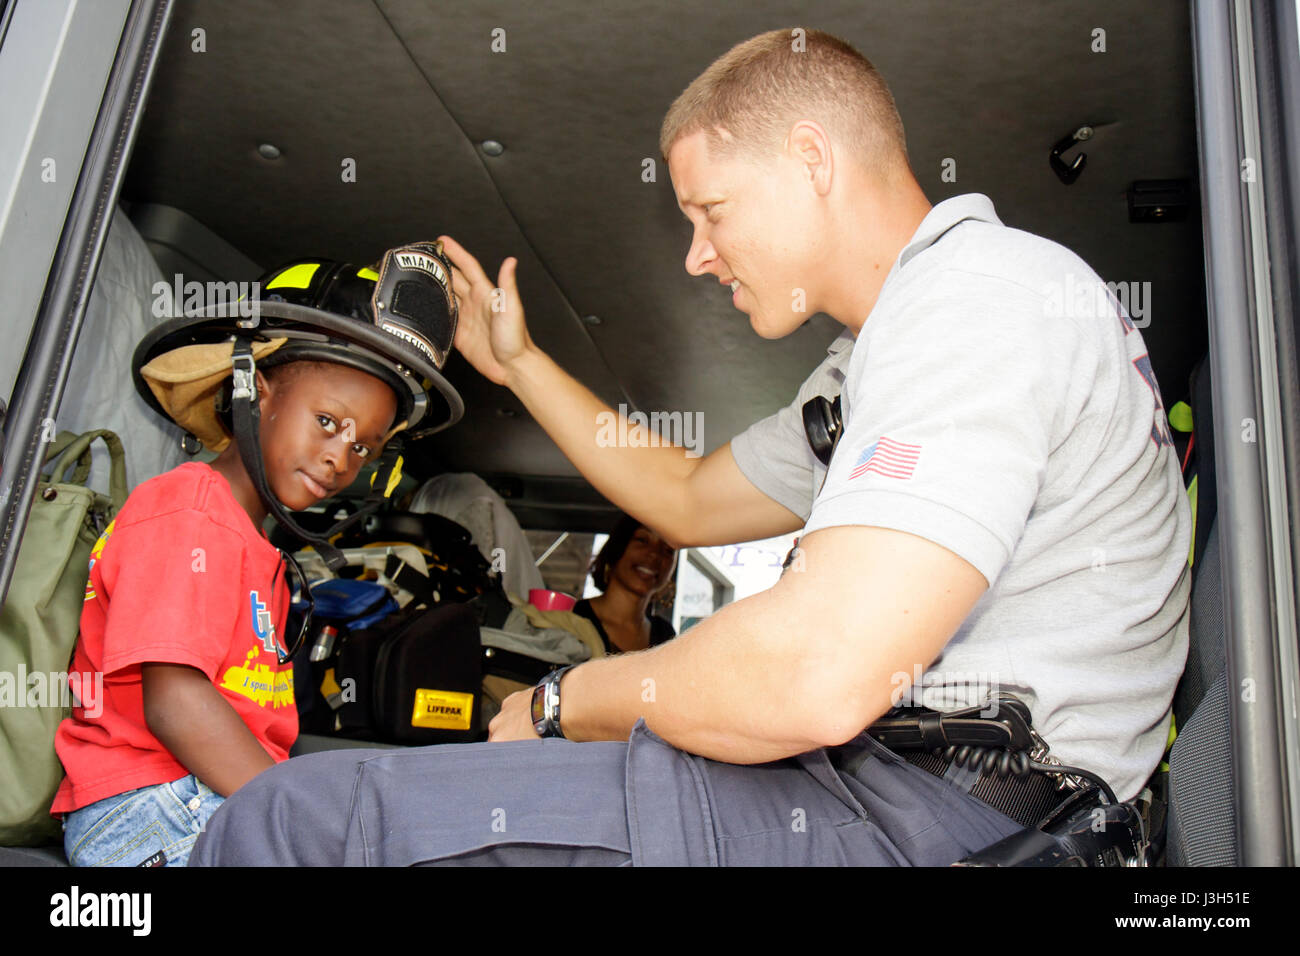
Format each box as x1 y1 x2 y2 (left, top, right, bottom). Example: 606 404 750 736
1166 519 1234 864
1163 351 1236 865
0 845 69 867
56 206 191 488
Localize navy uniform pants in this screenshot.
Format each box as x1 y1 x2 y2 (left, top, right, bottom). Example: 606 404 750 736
189 720 1023 866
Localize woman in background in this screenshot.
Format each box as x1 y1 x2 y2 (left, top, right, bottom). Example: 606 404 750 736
573 514 677 654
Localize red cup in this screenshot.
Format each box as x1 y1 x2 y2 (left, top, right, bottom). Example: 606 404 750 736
529 589 576 612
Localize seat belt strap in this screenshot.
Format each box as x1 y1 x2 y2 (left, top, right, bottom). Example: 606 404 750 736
229 338 400 572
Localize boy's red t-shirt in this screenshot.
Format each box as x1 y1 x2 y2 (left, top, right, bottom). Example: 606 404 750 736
51 462 298 814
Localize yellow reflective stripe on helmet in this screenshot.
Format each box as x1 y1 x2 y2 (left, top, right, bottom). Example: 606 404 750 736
369 456 403 498
266 262 321 290
385 456 404 497
357 267 380 281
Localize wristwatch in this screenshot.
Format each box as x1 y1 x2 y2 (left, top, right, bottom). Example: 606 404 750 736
531 665 574 738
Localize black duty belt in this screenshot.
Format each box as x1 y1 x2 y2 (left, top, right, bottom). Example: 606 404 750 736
865 696 1082 830
898 748 1070 829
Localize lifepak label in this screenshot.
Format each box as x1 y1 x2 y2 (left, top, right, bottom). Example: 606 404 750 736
394 251 449 286
411 688 473 731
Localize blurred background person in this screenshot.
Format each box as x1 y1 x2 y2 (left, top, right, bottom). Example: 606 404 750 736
574 514 677 654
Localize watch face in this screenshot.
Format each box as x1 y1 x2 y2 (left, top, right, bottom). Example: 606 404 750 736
530 681 551 733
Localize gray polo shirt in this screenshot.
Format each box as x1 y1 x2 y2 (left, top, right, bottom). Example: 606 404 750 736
731 193 1191 802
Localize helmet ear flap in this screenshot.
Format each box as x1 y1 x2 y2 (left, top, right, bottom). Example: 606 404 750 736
214 375 234 436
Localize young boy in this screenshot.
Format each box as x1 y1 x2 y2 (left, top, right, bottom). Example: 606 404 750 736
50 241 462 866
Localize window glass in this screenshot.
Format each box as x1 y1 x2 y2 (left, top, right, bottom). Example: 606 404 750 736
523 529 596 596
672 532 800 632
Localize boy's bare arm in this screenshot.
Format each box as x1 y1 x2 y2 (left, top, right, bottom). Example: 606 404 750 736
142 663 274 797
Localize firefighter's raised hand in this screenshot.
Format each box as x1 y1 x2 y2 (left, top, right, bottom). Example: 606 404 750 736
438 235 533 387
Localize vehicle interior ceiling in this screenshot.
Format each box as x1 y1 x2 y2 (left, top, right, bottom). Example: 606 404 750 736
116 0 1209 544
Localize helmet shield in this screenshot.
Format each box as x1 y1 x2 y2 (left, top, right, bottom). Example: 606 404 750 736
371 241 458 368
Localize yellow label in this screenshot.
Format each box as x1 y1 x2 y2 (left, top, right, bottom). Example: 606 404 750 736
411 688 473 731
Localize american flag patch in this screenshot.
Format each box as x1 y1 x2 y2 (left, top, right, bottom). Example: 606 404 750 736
849 437 922 480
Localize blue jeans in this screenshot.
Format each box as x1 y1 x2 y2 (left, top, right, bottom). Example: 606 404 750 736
63 774 224 867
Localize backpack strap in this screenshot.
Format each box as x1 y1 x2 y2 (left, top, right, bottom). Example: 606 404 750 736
45 429 128 513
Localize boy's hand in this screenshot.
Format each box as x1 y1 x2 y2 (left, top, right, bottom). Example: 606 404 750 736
438 235 533 387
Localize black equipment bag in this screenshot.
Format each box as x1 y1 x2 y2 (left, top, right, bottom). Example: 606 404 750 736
286 509 502 743
289 580 397 736
340 511 500 605
333 601 483 744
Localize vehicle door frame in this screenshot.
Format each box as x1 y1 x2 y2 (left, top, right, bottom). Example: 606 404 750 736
0 0 173 607
1191 0 1300 866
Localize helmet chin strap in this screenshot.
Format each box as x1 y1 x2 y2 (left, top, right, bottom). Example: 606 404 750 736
229 338 400 572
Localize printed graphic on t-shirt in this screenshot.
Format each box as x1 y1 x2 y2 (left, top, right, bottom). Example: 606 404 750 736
84 519 116 602
1113 293 1174 450
250 589 278 655
1132 353 1174 449
219 645 294 708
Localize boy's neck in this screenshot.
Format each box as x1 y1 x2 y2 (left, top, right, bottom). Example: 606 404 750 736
208 443 270 532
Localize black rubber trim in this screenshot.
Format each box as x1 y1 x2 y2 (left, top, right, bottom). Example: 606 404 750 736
0 0 17 57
